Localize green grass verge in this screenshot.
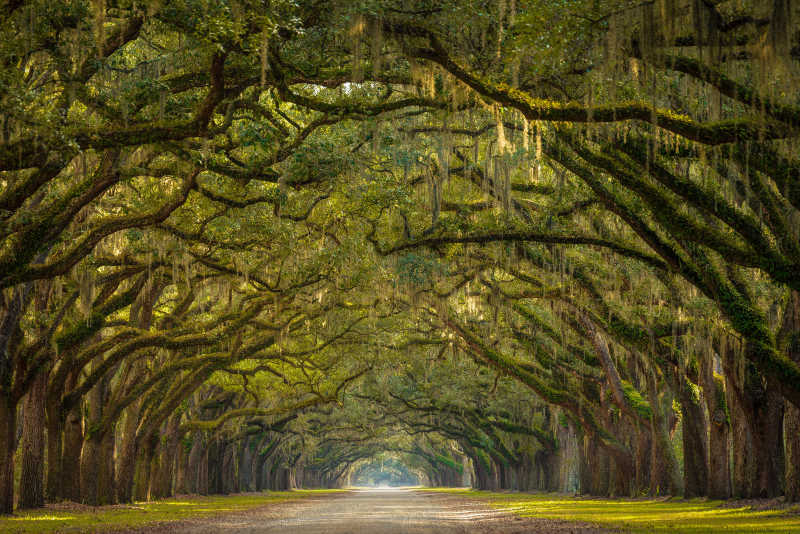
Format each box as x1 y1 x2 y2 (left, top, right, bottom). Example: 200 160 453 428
423 489 800 533
0 489 343 533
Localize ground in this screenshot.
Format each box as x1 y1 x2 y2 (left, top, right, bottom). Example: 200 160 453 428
1 488 799 533
430 489 800 533
125 488 610 534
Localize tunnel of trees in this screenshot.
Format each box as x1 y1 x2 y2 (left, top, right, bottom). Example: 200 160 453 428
1 0 799 513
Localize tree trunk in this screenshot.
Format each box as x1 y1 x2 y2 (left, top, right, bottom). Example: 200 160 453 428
634 424 651 494
753 381 785 498
701 355 731 499
783 291 800 503
19 370 46 508
207 439 222 494
578 432 593 494
253 440 268 492
728 368 754 499
726 352 785 498
45 399 63 502
221 442 236 494
174 437 189 495
787 402 800 502
79 427 116 506
99 430 115 504
147 444 165 500
186 435 204 494
648 383 682 496
61 400 83 502
609 446 634 497
80 435 101 506
239 438 253 491
0 393 16 514
150 416 180 500
585 434 610 495
133 432 158 501
116 401 141 503
679 377 709 497
197 445 209 495
80 371 108 505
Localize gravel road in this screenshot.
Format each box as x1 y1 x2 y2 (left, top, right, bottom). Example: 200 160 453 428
133 488 613 533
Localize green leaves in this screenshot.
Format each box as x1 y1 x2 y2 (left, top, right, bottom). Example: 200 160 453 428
396 252 443 287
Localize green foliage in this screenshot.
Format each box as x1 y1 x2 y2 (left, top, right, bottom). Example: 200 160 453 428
622 380 653 420
396 252 443 287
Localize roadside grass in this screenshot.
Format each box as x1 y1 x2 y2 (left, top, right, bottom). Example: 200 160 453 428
0 489 343 533
423 488 800 533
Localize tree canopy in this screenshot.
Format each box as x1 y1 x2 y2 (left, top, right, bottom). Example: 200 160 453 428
1 0 799 512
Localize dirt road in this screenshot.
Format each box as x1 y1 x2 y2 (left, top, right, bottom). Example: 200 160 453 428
135 488 612 533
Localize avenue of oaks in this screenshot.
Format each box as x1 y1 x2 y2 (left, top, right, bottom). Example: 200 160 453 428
0 0 799 514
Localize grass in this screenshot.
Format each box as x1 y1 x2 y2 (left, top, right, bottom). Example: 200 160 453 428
423 489 800 533
0 489 343 533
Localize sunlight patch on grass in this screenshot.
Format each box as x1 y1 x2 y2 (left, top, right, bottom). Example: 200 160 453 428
6 515 77 521
0 490 342 533
424 490 800 533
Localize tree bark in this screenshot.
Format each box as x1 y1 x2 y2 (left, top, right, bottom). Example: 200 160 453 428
116 400 141 503
252 438 268 492
19 370 46 508
753 381 785 498
786 402 800 502
133 432 158 501
221 442 236 494
197 444 209 495
61 392 83 502
186 435 204 494
80 370 108 505
207 439 221 494
174 436 189 495
150 415 180 500
701 352 731 499
634 425 651 494
238 438 253 491
679 376 709 497
648 376 682 496
99 430 116 504
783 291 800 503
726 349 785 498
0 393 16 514
45 398 63 502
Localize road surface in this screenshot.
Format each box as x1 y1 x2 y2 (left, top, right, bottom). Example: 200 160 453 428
136 488 611 533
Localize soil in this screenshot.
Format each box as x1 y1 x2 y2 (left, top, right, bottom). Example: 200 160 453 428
121 488 615 533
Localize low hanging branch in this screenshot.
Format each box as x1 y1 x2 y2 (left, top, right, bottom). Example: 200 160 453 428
385 21 796 145
180 366 371 433
382 230 668 271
